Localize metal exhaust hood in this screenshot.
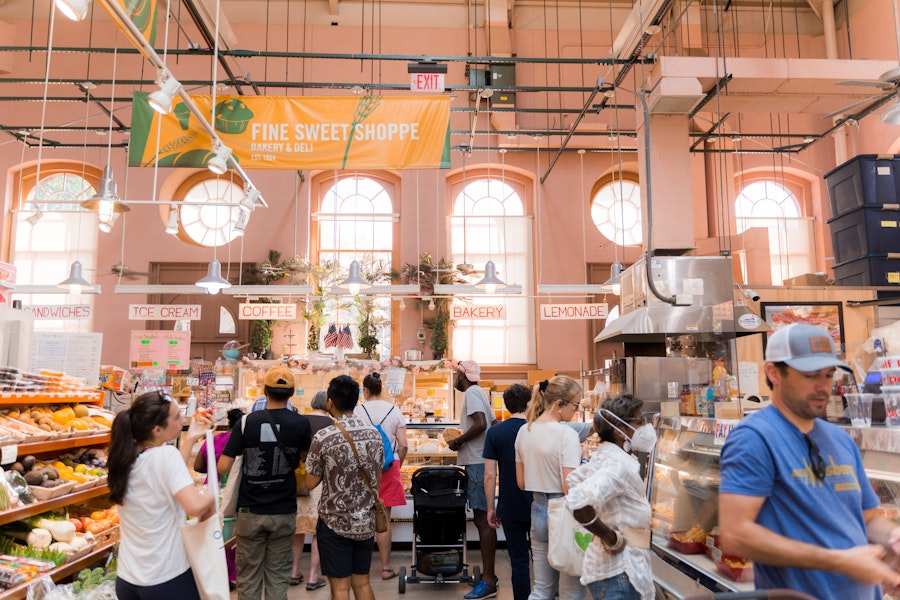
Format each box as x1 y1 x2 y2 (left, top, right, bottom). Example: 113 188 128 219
594 256 768 343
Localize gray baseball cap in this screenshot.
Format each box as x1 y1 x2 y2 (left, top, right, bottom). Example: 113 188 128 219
765 323 851 373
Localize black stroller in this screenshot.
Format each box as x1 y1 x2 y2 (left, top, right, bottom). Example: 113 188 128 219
399 466 480 593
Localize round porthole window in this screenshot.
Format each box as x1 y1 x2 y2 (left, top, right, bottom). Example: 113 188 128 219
176 176 243 247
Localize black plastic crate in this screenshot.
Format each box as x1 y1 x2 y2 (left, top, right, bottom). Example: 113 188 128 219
828 205 900 263
825 154 900 217
833 253 900 287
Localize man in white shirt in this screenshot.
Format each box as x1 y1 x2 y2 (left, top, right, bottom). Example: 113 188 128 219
447 360 498 599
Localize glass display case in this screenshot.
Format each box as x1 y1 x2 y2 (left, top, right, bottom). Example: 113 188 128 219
402 422 460 494
649 416 900 595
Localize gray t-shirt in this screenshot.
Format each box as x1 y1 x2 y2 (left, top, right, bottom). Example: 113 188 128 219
457 384 492 466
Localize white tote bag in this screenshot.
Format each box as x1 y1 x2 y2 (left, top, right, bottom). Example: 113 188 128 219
220 415 247 519
181 430 230 600
547 496 592 577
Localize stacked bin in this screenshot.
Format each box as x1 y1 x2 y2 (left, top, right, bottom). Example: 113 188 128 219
826 155 900 287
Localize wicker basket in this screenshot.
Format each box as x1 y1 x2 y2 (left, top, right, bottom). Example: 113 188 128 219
93 525 119 545
29 480 77 501
71 477 100 493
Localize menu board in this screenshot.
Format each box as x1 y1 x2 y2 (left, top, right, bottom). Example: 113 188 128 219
30 332 103 387
129 330 191 370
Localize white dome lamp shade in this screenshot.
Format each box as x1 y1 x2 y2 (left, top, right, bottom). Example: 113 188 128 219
882 99 900 125
604 261 623 295
55 0 89 21
58 260 94 294
148 75 182 115
195 258 231 295
474 260 506 294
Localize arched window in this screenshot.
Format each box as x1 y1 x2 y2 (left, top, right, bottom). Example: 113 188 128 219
450 167 534 364
735 180 814 285
172 173 245 247
591 175 642 246
315 173 395 358
10 166 100 331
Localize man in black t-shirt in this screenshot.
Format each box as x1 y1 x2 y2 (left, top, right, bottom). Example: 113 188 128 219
219 366 312 600
483 384 533 600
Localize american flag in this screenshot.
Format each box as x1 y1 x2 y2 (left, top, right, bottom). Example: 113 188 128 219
338 325 354 349
323 324 338 348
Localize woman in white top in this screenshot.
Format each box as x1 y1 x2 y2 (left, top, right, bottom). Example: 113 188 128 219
514 376 585 600
108 391 215 600
354 371 408 580
565 395 655 600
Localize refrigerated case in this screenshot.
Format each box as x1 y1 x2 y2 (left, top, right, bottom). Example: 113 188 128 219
649 416 900 597
609 357 713 414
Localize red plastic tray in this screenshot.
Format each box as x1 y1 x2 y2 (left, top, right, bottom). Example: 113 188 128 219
667 532 707 554
710 547 754 582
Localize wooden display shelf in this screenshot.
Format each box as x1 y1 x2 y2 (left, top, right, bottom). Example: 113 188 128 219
0 540 116 600
11 434 110 457
0 393 103 408
0 486 109 528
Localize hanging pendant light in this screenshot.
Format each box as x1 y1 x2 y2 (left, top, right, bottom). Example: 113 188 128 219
474 260 506 295
604 261 623 295
98 210 119 233
195 258 231 295
54 0 89 21
338 260 370 295
81 165 130 214
58 260 94 294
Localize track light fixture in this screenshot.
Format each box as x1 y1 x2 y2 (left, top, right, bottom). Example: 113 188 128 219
164 207 179 235
58 260 94 294
54 0 89 21
25 210 43 229
239 186 260 213
195 258 231 295
474 260 506 295
233 211 249 237
207 144 232 175
148 73 182 115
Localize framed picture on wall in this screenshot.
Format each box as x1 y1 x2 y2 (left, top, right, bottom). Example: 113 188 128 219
760 302 846 358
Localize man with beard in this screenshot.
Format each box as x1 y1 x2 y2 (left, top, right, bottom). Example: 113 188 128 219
720 323 900 599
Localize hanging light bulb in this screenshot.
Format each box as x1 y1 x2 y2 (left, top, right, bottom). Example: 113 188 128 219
474 260 506 294
207 144 232 175
98 210 118 233
338 260 370 295
428 298 436 310
165 207 179 235
58 260 94 294
54 0 89 21
148 73 182 115
604 261 623 295
195 258 231 295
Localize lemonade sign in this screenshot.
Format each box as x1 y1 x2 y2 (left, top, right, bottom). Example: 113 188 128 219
129 92 452 170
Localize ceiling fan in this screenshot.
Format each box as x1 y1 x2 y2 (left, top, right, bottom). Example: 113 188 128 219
98 263 150 280
821 66 900 121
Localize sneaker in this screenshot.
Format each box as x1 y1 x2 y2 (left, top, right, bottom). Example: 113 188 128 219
464 579 498 600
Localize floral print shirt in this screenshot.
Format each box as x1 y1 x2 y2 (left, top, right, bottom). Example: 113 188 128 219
305 413 383 540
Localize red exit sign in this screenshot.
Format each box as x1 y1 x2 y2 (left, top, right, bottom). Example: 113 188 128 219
410 73 445 92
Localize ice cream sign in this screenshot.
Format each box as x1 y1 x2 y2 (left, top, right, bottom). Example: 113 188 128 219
130 93 452 170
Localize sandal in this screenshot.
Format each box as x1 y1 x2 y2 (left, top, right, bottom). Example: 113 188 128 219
381 568 399 580
290 575 304 586
306 580 327 591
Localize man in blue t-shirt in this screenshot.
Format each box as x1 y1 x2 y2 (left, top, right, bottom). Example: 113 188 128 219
720 323 900 600
483 384 533 600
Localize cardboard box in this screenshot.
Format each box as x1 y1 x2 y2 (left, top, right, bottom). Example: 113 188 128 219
783 273 828 286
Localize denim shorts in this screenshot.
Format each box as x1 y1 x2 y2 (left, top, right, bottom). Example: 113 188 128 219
465 463 488 511
586 573 641 600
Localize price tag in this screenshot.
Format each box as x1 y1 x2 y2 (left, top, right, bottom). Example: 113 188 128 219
186 377 200 386
1 445 17 465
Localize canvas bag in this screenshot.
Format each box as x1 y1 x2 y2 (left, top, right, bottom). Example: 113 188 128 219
182 430 230 600
547 428 592 577
361 404 395 471
220 415 247 519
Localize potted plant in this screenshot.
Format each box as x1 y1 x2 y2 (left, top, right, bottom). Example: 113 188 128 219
399 253 468 359
430 311 449 359
353 258 391 358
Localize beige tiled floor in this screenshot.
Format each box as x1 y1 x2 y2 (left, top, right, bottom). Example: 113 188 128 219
257 546 515 600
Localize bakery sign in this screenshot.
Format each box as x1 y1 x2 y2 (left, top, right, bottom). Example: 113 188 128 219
129 93 452 170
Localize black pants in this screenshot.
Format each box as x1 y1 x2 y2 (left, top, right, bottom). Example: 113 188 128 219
115 568 201 600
